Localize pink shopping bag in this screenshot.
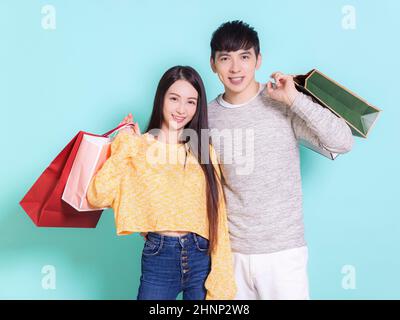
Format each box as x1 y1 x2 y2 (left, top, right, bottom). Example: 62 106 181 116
61 123 134 212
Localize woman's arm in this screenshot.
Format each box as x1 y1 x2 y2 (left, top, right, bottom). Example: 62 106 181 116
204 145 237 300
86 132 132 208
87 114 141 208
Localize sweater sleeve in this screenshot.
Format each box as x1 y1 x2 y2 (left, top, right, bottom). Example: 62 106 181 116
290 92 354 154
87 131 139 208
204 145 237 300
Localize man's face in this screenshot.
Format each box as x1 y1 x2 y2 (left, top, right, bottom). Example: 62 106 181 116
211 47 261 94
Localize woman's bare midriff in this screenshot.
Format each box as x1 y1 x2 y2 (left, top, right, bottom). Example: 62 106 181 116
156 231 190 237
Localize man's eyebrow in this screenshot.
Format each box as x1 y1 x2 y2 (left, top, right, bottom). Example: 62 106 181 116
217 50 253 57
239 50 253 55
217 51 230 56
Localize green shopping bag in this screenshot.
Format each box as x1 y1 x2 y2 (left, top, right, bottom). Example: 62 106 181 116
293 69 381 138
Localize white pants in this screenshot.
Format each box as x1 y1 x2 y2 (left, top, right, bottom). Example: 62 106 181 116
232 246 310 300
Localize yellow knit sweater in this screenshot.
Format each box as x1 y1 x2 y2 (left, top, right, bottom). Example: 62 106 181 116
87 131 237 300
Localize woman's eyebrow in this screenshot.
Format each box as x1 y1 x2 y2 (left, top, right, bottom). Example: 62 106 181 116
169 92 197 100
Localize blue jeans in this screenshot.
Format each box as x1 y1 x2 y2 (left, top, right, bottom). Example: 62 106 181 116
137 232 211 300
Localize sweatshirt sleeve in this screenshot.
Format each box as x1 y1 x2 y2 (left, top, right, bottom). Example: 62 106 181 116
87 131 139 208
290 91 354 154
204 145 237 300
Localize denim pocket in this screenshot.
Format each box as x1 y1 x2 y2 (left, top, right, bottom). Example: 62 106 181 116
142 237 163 256
194 234 209 252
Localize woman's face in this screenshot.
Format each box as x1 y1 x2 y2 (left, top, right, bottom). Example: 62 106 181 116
162 79 198 131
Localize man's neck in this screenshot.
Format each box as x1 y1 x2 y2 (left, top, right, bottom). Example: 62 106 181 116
223 80 260 105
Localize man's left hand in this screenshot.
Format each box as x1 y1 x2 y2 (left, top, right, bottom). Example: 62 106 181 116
266 71 300 107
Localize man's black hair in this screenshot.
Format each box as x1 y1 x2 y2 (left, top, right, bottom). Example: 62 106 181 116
210 20 260 60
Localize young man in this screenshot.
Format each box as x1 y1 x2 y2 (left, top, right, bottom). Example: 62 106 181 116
208 20 354 300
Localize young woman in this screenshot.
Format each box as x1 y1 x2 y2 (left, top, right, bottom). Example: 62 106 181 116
87 66 236 300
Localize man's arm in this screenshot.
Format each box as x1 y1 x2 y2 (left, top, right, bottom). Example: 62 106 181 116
267 71 354 154
289 92 353 154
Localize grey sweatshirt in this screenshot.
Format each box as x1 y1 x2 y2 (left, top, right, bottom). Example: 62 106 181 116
208 84 353 254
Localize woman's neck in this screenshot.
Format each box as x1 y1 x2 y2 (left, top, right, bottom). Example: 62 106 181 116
158 125 183 144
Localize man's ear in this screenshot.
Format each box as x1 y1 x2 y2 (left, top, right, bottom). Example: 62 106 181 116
210 56 217 73
255 53 262 70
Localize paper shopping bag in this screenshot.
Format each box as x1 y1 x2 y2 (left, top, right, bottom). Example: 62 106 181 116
19 132 103 228
61 123 133 212
298 139 339 160
293 69 381 138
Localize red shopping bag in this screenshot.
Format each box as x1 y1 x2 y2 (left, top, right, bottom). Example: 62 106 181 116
20 124 133 227
19 131 102 227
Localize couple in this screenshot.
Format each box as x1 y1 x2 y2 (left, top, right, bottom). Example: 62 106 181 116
87 21 354 300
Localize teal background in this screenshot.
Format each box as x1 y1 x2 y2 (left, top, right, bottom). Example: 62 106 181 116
1 0 399 299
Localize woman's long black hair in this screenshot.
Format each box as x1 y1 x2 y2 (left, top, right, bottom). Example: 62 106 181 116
146 66 221 254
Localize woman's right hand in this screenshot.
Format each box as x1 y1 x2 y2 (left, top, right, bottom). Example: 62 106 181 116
118 113 141 135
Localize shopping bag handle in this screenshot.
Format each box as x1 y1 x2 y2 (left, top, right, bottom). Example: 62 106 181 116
102 123 135 137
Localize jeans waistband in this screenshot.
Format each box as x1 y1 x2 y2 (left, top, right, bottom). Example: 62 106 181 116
147 232 207 245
